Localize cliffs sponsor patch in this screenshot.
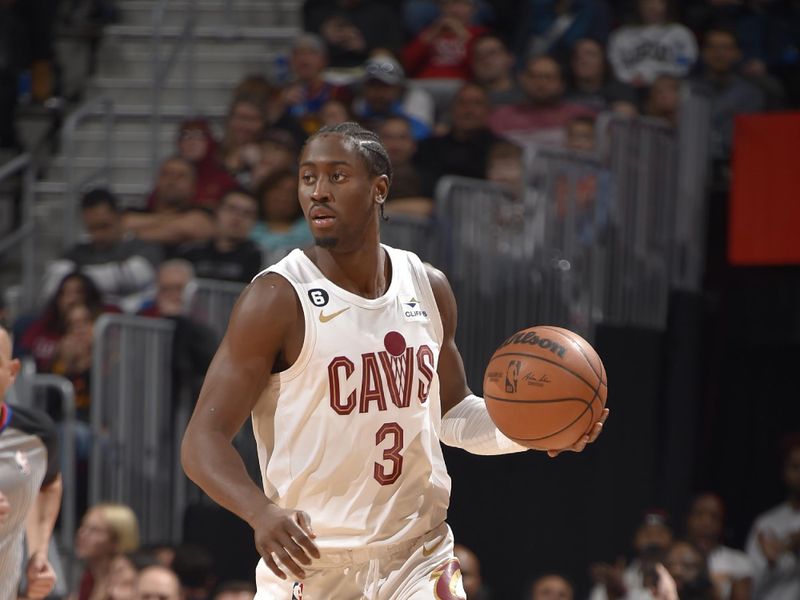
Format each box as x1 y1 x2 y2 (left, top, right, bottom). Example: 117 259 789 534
402 295 428 322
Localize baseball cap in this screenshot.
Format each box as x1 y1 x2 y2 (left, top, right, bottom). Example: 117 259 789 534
364 56 405 86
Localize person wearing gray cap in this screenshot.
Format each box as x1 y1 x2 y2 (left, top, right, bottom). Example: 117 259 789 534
351 55 434 140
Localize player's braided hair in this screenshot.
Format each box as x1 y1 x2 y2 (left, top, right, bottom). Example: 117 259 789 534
305 122 393 220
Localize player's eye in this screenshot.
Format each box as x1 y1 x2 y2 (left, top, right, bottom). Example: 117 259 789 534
301 173 315 184
331 172 347 183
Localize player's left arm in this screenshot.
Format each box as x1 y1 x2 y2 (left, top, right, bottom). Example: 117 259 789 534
24 474 61 599
425 264 607 457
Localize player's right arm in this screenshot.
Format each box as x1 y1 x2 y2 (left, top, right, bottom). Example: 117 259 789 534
181 273 320 579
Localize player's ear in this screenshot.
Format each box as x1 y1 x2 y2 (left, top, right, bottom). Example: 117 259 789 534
373 175 389 205
8 358 20 382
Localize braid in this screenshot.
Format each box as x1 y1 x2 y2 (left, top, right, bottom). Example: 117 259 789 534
305 122 394 185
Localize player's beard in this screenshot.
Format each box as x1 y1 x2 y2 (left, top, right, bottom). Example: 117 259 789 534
314 236 337 249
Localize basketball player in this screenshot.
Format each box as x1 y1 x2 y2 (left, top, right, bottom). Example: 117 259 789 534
0 326 62 600
181 122 609 599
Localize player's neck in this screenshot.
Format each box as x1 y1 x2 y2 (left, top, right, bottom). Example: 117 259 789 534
313 241 390 299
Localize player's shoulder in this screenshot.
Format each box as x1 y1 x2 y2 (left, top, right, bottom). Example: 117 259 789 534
422 262 452 300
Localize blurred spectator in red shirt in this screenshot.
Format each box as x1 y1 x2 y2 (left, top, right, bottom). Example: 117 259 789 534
403 0 487 80
175 119 238 209
16 272 108 372
489 55 595 147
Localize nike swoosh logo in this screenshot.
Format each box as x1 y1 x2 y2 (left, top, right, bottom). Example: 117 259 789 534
422 535 445 557
319 307 350 323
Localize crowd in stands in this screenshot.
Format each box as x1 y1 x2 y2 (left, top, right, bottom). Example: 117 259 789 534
21 435 792 599
3 0 800 597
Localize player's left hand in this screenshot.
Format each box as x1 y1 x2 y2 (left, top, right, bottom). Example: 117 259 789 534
25 551 56 600
547 408 609 458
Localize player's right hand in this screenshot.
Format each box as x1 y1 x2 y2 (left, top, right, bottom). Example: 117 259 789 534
253 505 321 580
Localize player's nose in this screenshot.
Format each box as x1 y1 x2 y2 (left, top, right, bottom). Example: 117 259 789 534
310 179 331 202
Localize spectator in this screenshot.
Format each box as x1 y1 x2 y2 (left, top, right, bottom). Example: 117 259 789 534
608 0 698 87
231 75 307 150
567 38 638 116
529 574 574 600
643 74 682 127
175 118 238 209
74 503 140 600
107 552 160 600
41 189 162 313
303 0 404 68
685 492 753 600
0 326 61 600
488 55 595 147
283 34 350 135
138 260 218 408
49 303 94 420
212 581 256 600
486 139 525 199
693 27 765 161
135 565 181 600
172 545 216 600
319 98 353 127
178 189 262 284
219 94 267 181
416 82 502 195
250 169 312 264
402 0 487 80
664 540 717 600
565 115 596 152
590 510 675 600
471 34 525 107
377 116 431 216
453 544 491 600
124 157 216 253
351 55 435 140
17 272 107 372
249 128 300 193
745 437 800 600
515 0 612 62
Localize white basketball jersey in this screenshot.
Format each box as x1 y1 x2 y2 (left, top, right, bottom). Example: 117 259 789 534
251 245 451 550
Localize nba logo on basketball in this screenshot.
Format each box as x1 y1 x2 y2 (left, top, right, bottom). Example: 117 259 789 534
291 582 303 600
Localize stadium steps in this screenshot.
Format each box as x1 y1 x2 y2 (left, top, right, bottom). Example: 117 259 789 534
32 0 301 265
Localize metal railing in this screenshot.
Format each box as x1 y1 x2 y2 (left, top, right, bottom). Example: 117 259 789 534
151 0 198 176
189 278 246 338
89 314 180 542
0 153 37 307
61 94 115 249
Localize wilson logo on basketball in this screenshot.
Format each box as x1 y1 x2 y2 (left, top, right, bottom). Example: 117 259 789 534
499 330 568 358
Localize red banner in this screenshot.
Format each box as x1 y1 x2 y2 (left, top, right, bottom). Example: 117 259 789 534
728 112 800 265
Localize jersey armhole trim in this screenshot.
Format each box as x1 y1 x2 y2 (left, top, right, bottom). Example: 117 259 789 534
261 268 317 383
405 252 444 346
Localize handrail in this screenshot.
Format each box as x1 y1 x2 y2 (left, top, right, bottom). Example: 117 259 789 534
151 0 198 177
61 94 115 249
0 152 36 305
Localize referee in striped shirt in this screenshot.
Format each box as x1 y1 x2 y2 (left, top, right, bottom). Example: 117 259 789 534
0 326 61 600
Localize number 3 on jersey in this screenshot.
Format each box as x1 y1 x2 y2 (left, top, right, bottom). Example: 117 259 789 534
374 422 403 485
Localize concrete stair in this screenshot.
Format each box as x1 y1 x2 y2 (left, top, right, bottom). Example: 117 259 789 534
33 0 302 261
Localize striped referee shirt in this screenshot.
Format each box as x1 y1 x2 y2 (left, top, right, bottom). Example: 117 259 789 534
0 403 59 600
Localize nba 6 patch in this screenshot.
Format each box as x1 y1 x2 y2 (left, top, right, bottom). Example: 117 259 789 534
291 582 303 600
401 295 428 322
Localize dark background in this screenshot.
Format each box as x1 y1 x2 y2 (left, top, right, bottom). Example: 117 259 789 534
445 268 800 598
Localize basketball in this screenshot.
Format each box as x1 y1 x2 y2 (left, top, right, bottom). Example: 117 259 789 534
483 326 608 450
